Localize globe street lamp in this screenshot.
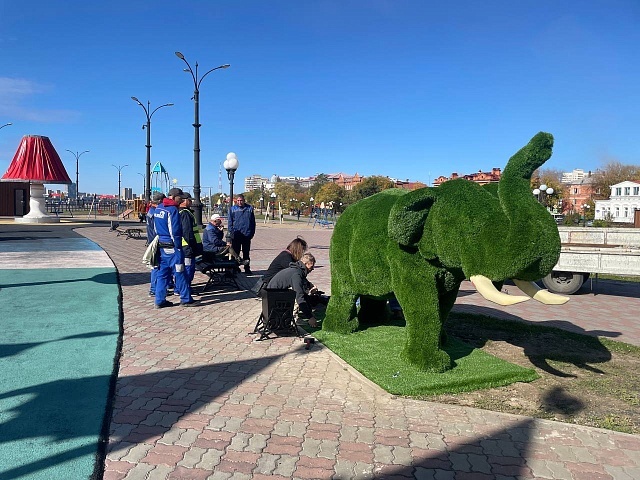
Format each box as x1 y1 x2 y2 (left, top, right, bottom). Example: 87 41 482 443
65 149 89 201
113 164 128 215
271 192 276 220
223 152 239 214
131 97 174 203
532 184 554 208
175 51 230 226
310 196 315 217
582 203 591 226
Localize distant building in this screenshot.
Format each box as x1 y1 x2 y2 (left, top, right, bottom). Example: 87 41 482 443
594 181 640 223
244 175 269 192
561 168 591 184
433 168 501 187
327 172 364 191
562 174 597 213
122 187 133 201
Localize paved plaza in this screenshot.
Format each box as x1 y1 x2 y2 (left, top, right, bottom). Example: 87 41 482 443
4 218 640 479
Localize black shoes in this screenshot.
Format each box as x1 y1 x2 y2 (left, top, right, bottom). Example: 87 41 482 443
180 300 198 307
244 268 253 275
154 300 173 309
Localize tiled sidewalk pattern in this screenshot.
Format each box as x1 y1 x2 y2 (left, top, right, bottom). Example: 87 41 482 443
77 222 640 480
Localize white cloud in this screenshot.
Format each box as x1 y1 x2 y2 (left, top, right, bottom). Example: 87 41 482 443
0 77 81 123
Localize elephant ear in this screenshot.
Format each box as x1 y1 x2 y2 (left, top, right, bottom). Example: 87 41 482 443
388 187 437 246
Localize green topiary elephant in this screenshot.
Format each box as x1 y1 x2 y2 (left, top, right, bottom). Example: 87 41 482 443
323 132 568 373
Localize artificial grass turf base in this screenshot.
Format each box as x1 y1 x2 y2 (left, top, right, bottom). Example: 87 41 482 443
306 316 538 396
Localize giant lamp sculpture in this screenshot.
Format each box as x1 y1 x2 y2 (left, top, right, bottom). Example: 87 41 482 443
65 149 89 200
131 97 174 203
175 51 230 226
1 135 72 223
223 152 239 214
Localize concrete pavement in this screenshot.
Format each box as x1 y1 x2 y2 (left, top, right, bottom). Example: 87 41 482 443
10 219 640 479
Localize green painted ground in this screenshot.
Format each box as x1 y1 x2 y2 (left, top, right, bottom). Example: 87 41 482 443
0 267 120 480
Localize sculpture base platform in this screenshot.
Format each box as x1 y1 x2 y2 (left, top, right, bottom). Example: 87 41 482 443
14 216 61 224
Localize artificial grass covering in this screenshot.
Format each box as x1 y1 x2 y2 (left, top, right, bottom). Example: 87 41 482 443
307 313 538 396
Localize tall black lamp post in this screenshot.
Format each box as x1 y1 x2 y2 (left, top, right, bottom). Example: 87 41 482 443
65 149 89 201
131 97 174 203
223 152 239 215
113 164 128 215
175 51 230 226
0 122 12 130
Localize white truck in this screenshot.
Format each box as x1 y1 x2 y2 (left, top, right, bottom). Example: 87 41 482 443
542 226 640 294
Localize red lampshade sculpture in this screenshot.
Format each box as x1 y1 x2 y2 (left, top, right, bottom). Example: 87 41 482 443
1 135 71 223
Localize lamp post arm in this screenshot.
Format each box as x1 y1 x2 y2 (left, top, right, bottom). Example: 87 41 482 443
150 103 174 118
177 55 198 87
197 64 230 90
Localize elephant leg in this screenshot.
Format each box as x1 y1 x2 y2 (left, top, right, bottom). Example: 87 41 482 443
357 296 389 327
393 269 452 373
324 291 359 334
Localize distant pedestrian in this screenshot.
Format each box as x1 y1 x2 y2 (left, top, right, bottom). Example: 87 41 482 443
227 194 256 274
177 193 202 299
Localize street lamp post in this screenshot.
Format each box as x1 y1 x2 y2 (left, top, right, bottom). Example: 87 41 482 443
271 192 276 220
113 164 128 215
175 51 230 226
532 184 554 208
65 149 89 201
582 204 591 226
260 183 265 214
0 122 12 130
131 97 174 203
137 173 146 199
223 152 239 217
310 196 315 217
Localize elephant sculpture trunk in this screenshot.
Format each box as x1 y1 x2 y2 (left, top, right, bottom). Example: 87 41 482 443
324 132 569 373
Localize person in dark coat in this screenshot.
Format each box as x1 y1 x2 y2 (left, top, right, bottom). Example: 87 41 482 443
262 237 308 285
266 252 320 327
177 193 202 298
226 194 256 274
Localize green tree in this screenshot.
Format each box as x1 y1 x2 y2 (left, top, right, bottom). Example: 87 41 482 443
274 181 296 211
309 173 330 197
531 168 563 211
348 176 395 203
316 182 346 207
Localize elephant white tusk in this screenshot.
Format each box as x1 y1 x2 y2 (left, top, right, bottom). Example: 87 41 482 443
512 279 570 305
470 275 530 306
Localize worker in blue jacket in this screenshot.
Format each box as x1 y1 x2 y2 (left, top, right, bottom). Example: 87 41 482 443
226 193 256 274
146 192 165 297
153 188 196 308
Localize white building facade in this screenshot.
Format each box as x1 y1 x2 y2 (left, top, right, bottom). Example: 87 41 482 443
594 180 640 223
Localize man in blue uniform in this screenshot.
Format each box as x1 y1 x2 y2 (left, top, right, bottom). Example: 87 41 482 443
146 192 165 296
227 194 256 274
153 188 196 308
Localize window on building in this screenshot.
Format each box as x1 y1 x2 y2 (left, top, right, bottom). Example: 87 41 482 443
624 207 629 217
634 187 639 195
616 187 622 196
625 187 631 195
615 207 620 217
573 188 578 194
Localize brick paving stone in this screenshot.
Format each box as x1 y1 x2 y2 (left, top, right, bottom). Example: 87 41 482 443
68 224 640 480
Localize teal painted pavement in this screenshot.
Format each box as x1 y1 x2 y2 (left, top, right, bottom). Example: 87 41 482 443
0 234 120 480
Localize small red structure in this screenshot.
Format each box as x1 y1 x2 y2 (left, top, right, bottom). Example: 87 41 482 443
1 135 72 222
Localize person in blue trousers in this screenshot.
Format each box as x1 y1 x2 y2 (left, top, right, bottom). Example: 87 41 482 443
146 192 165 296
227 194 256 274
175 193 202 298
153 188 196 308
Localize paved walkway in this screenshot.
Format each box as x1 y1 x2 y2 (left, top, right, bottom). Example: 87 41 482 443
58 221 640 478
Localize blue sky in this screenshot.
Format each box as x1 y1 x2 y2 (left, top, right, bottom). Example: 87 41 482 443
1 0 639 196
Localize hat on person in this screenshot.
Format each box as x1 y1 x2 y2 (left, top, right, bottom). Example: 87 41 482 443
181 192 192 200
167 187 184 198
152 192 165 203
210 214 221 222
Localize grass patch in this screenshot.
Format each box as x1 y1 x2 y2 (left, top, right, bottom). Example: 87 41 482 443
306 314 538 396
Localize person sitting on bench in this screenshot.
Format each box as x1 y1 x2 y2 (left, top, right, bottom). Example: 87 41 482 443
202 214 247 265
266 252 323 328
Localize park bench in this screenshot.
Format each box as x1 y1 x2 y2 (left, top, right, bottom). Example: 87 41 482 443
196 252 240 292
253 289 300 340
